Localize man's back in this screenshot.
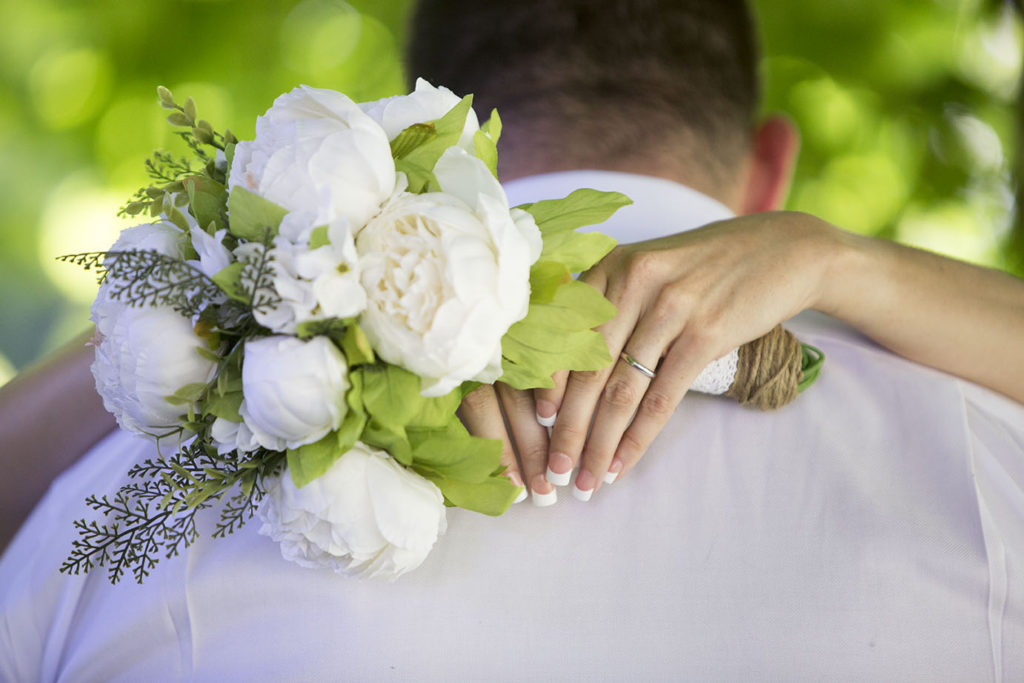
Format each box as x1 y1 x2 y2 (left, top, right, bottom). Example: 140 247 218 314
4 171 1022 681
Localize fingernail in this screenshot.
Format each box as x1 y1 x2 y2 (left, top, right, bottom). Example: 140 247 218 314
513 487 528 504
536 400 557 427
531 474 557 507
604 459 623 485
573 469 596 502
536 411 556 428
546 452 573 486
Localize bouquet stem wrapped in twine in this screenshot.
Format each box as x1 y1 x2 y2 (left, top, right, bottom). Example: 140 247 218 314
723 325 824 410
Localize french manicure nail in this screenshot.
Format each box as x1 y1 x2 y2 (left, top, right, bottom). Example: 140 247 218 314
532 488 557 507
546 466 571 486
536 400 557 427
546 452 573 486
536 411 557 428
513 487 528 504
572 485 593 502
604 459 623 484
573 469 596 502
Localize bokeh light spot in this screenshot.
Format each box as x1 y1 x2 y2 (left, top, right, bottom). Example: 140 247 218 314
281 0 362 78
29 47 113 129
39 172 129 303
896 202 999 265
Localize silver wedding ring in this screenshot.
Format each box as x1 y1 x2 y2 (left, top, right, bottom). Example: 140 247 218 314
620 351 656 379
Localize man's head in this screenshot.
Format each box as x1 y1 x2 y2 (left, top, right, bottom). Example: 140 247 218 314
406 0 796 212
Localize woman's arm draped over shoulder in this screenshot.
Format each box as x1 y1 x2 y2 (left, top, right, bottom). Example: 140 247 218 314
535 211 1024 499
820 216 1024 404
0 329 115 552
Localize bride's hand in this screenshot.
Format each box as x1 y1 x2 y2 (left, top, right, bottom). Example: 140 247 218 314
536 211 842 500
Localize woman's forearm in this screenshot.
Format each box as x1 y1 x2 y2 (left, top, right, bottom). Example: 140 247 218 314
817 220 1024 404
0 329 115 552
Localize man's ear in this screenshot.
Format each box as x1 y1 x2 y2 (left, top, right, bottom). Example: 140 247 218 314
739 114 799 214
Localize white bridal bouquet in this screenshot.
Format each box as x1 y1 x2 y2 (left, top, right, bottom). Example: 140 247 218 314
60 81 629 583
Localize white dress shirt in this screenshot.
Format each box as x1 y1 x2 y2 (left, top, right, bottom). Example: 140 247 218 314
2 170 1023 682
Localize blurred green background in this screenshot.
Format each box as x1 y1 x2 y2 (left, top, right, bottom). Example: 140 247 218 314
0 0 1020 385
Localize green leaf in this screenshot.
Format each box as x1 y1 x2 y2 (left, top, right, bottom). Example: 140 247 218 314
361 417 412 465
498 358 554 389
473 129 498 178
412 435 502 482
167 112 190 127
390 122 438 159
183 175 227 231
529 261 571 304
164 381 206 406
224 142 236 181
309 225 330 249
395 158 439 194
530 280 618 330
407 388 462 429
479 108 501 144
340 323 375 365
420 473 519 516
400 95 473 184
503 327 611 372
183 96 197 124
295 318 348 341
157 85 176 109
517 189 633 234
360 364 422 427
336 409 367 456
227 187 288 241
287 432 345 489
539 230 617 273
203 390 242 421
211 262 249 303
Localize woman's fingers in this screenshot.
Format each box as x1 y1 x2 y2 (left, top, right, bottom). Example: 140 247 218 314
533 370 568 427
457 384 526 504
495 383 553 505
611 334 713 479
571 296 686 500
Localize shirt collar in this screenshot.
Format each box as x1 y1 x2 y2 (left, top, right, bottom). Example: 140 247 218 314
502 170 735 244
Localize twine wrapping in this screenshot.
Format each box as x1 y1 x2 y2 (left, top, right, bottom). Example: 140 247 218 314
724 325 823 411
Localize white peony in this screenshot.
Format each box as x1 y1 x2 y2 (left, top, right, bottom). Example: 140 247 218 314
257 441 447 579
91 305 218 437
240 335 350 450
360 77 480 152
91 221 187 337
228 85 396 229
244 211 366 334
356 148 542 397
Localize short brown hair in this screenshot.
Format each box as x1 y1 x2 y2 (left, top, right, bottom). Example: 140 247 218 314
406 0 760 180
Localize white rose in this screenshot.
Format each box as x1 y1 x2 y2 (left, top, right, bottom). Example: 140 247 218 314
357 148 542 397
360 78 480 152
257 441 447 579
229 85 396 229
245 212 366 334
240 335 349 450
91 305 217 438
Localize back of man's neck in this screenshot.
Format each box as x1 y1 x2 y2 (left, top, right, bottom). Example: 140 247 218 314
499 154 742 212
